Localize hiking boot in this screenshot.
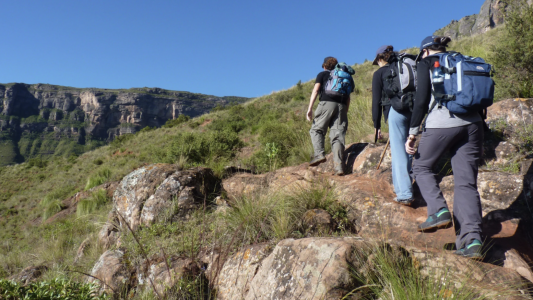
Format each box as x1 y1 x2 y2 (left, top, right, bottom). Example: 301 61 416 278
454 239 483 260
334 170 344 176
393 197 414 206
309 155 326 167
417 208 452 232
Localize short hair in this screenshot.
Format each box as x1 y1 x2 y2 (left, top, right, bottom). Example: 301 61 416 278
322 57 338 70
376 46 395 63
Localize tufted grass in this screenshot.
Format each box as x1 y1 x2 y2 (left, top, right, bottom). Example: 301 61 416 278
77 189 110 217
348 242 532 300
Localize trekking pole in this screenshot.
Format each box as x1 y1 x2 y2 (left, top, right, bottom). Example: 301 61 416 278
376 138 390 170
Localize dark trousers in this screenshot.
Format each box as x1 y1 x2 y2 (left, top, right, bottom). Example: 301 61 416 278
413 122 483 249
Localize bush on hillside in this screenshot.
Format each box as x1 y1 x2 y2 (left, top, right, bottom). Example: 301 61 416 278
0 278 108 300
162 114 190 128
491 0 533 98
157 129 244 166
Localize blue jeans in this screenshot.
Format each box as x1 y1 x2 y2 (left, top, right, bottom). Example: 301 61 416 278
388 108 413 200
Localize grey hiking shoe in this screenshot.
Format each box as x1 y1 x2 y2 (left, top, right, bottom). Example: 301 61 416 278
393 197 414 206
309 155 326 167
454 239 483 260
417 208 452 232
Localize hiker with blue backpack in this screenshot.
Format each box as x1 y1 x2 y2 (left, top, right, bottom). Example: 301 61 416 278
307 56 355 175
371 45 417 206
406 36 494 259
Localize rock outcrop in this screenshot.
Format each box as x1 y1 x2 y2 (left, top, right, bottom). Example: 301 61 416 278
108 164 219 232
434 0 533 39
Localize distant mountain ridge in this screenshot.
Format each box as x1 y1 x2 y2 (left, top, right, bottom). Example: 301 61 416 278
434 0 532 39
0 83 248 166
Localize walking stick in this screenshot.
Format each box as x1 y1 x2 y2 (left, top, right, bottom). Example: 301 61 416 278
376 138 390 170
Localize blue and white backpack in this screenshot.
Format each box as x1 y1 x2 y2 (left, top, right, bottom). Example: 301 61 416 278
431 52 494 114
324 63 355 97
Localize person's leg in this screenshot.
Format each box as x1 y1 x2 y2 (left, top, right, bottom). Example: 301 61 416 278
309 101 334 162
413 127 462 215
329 102 347 174
388 108 413 201
450 122 483 251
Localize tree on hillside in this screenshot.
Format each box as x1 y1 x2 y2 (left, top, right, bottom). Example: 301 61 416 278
491 0 533 99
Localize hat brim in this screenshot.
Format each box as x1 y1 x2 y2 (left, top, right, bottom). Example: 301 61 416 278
372 55 379 66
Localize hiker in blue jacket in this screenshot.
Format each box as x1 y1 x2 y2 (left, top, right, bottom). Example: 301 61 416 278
406 36 484 259
372 45 414 206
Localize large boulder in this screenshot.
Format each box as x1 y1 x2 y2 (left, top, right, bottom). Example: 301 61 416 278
243 237 364 300
113 164 219 231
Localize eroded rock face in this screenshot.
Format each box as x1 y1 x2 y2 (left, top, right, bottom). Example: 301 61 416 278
434 0 532 38
88 250 131 295
0 84 247 140
113 164 219 231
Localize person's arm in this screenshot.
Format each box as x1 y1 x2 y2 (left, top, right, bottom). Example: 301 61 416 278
372 69 384 139
306 82 321 121
406 59 432 154
409 59 431 135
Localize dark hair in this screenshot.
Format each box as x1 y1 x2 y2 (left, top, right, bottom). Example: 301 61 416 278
322 57 338 70
426 36 452 52
376 46 395 63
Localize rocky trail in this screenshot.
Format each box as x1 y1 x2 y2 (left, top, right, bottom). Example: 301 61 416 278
11 99 533 299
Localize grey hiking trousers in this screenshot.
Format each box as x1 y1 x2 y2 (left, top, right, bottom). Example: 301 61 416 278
309 101 347 172
413 122 483 249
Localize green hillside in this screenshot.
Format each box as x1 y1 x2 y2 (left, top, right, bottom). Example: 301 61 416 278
1 3 533 297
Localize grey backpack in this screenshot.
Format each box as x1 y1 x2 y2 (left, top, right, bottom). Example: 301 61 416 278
383 53 418 111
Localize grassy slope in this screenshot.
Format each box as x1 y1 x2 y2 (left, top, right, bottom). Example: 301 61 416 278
0 29 504 281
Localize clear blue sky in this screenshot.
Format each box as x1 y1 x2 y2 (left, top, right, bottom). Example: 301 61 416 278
0 0 485 98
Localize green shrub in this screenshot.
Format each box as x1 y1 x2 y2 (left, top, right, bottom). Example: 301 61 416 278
0 278 108 300
158 130 244 166
85 168 111 190
77 189 109 217
92 158 104 165
110 134 134 149
162 114 190 128
491 0 533 98
26 157 48 169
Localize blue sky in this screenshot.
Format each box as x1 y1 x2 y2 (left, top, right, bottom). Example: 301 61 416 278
0 0 485 98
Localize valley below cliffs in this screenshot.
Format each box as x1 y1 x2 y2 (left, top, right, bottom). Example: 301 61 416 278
0 83 247 166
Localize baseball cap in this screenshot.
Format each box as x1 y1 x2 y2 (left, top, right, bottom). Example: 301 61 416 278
372 45 391 66
419 36 440 51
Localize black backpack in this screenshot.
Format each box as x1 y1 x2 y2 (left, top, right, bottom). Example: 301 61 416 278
381 53 418 112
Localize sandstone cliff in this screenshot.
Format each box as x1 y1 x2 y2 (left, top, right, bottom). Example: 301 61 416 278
0 83 247 165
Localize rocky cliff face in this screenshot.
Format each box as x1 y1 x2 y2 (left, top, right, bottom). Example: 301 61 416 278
0 83 247 165
434 0 533 39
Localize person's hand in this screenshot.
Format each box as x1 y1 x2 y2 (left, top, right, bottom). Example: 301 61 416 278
306 109 313 122
405 135 417 155
375 128 383 140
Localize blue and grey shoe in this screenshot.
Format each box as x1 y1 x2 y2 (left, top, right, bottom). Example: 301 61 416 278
454 239 483 260
417 208 452 232
393 197 415 206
